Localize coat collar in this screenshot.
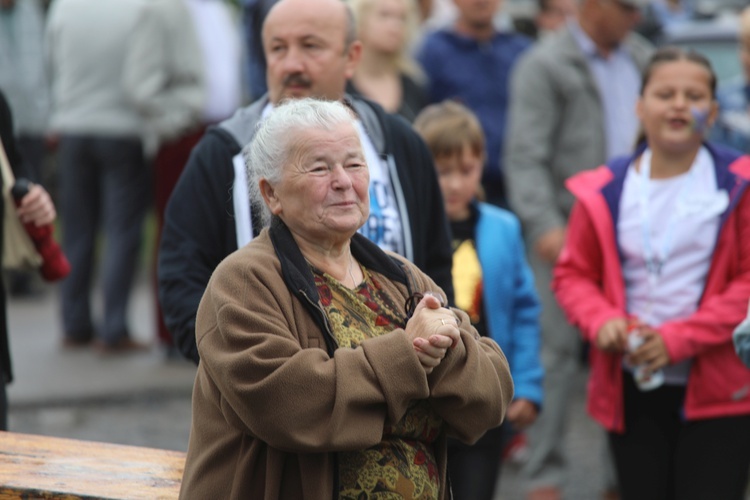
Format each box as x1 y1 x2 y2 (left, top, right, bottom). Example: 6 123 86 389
267 217 411 354
567 142 750 232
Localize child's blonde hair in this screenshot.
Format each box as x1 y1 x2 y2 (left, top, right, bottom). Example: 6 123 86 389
413 100 485 161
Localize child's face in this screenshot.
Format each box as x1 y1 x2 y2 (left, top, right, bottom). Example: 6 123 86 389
435 144 483 221
636 59 717 155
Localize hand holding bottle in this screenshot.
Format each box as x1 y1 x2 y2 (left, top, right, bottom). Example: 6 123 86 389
626 323 669 391
596 317 629 353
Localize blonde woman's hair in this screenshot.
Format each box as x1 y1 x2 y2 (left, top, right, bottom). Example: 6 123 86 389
347 0 424 81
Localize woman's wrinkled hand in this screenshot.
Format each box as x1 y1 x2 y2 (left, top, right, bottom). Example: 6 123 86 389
16 183 56 227
596 317 628 353
413 335 453 374
405 293 460 374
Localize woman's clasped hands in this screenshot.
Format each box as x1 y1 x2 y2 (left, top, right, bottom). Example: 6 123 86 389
405 292 461 374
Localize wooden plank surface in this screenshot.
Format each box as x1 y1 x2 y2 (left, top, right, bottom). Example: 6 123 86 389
0 431 185 499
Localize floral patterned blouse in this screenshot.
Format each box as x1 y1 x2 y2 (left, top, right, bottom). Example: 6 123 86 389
312 264 443 500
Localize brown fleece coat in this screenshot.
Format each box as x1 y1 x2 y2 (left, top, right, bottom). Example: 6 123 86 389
179 227 513 499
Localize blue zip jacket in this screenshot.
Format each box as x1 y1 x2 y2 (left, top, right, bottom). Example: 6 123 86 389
475 202 543 406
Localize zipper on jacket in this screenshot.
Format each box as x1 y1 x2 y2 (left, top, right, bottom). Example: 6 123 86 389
299 288 341 499
384 154 414 263
298 289 339 356
402 264 419 305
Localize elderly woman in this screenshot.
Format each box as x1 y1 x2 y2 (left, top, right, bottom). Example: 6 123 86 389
179 98 513 499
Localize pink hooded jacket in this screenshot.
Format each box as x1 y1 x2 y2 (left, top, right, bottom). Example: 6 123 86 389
553 143 750 433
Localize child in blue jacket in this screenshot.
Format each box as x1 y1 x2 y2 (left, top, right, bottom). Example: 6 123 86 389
414 101 543 500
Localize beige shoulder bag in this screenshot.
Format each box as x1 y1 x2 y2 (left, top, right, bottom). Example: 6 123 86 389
0 139 42 271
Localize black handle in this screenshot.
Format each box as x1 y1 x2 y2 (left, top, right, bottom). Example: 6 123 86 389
11 178 32 201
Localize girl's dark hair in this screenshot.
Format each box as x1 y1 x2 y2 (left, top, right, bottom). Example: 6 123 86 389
640 46 717 98
634 46 717 146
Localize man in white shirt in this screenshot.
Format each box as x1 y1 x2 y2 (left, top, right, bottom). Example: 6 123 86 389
123 0 243 352
46 0 150 352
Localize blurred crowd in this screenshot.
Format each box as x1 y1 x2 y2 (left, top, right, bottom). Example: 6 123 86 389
1 0 749 499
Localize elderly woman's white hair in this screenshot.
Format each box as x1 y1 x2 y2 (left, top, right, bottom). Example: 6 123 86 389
244 98 359 227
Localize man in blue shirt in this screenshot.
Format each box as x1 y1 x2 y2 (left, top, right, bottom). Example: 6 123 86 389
417 0 531 207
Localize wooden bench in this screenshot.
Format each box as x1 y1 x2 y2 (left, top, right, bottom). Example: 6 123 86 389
0 431 185 499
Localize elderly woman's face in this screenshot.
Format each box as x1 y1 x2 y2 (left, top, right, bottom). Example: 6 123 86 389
266 122 370 243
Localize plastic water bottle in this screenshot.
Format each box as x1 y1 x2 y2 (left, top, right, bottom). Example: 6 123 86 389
627 330 664 391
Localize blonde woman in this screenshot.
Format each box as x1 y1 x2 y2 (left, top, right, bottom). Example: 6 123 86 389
348 0 428 122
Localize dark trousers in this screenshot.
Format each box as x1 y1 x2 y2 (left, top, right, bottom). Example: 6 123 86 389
609 372 750 500
152 127 205 346
447 423 509 500
58 136 150 344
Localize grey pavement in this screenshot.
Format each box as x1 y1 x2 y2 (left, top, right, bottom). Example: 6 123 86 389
5 274 613 499
6 273 196 452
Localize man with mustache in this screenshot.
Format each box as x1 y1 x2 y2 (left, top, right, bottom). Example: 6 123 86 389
158 0 453 364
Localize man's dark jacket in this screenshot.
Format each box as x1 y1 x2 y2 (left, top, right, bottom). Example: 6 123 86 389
158 94 454 364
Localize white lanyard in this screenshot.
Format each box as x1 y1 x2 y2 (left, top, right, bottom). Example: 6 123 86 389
637 149 697 290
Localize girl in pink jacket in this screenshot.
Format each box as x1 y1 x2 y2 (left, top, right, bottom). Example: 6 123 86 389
552 47 750 500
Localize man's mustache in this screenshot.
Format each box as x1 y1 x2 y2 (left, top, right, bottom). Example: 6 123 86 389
283 73 312 88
